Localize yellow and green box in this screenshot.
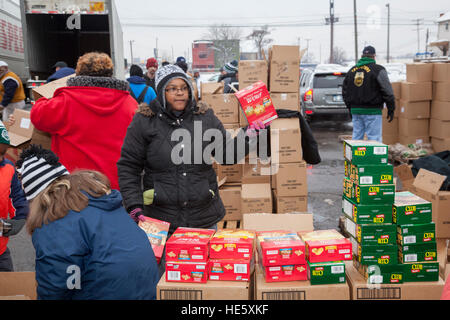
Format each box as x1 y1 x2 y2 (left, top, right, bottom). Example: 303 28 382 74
402 262 439 282
353 241 398 265
342 196 392 224
307 261 346 285
393 191 432 225
397 222 436 246
343 140 389 165
346 161 394 185
345 217 397 246
365 263 404 284
353 183 395 205
398 242 437 263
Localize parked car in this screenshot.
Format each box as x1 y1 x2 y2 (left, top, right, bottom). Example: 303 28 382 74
299 64 349 121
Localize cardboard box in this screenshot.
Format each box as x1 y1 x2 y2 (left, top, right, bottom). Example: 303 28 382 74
308 261 346 285
165 227 215 262
32 74 74 100
0 272 37 300
362 263 404 284
433 82 450 101
437 239 450 280
398 100 430 119
402 262 440 282
431 137 450 152
400 82 432 102
269 45 300 93
398 135 430 146
256 230 306 266
342 196 393 224
241 183 272 214
399 242 438 263
157 273 252 300
216 164 243 183
382 135 398 146
430 119 450 139
406 63 433 83
345 217 397 246
6 109 34 147
393 191 432 225
219 185 242 221
382 109 398 136
391 82 402 100
347 162 394 185
239 107 249 127
165 261 208 283
347 263 444 300
254 265 350 300
208 258 253 281
410 169 450 238
397 222 436 245
274 191 307 213
242 158 271 184
138 217 170 264
343 140 388 165
433 63 450 82
262 263 307 282
431 100 450 121
300 229 352 263
209 229 255 260
201 82 223 97
270 118 302 164
270 92 299 111
243 212 314 232
398 118 429 137
201 94 239 124
351 238 398 265
394 164 415 192
271 162 307 196
352 183 395 205
238 60 268 88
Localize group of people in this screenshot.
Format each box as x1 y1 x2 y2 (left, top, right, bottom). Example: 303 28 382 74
0 51 267 300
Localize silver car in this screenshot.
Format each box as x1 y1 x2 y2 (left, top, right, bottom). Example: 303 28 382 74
300 64 350 121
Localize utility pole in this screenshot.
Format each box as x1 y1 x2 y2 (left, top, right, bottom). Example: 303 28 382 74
305 38 311 62
425 28 429 54
129 40 135 64
353 0 358 63
325 0 339 63
413 18 423 53
386 3 390 63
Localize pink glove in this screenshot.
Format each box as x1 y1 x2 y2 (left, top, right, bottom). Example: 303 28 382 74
246 120 272 137
129 208 146 223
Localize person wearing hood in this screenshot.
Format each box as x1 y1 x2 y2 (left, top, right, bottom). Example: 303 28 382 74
117 64 269 242
144 58 158 91
127 64 157 104
46 61 75 83
16 145 158 300
30 52 138 190
219 60 239 93
342 46 395 142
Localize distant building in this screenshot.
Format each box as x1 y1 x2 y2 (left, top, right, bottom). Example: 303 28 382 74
192 41 215 71
240 52 258 60
429 12 450 57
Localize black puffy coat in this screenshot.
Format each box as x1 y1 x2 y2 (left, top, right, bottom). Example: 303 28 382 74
117 99 254 234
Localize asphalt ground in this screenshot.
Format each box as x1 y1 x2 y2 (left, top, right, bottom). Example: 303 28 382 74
8 113 353 272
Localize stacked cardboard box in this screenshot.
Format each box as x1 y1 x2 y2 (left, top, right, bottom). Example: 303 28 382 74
382 82 401 145
430 62 450 152
394 191 440 282
341 140 400 284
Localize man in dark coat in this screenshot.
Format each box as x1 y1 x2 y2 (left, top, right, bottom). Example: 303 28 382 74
144 58 158 91
46 61 75 83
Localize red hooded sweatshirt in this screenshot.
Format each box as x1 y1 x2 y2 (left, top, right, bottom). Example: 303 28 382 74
30 79 138 190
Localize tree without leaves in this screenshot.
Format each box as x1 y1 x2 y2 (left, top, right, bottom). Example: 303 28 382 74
332 47 347 65
247 25 273 59
203 24 242 41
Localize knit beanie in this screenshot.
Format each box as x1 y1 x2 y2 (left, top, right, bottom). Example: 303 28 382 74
0 121 10 145
129 64 144 77
155 64 194 109
146 57 158 69
176 56 186 63
223 60 238 73
16 145 70 201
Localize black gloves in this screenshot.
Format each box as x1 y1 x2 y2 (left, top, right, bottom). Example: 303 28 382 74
1 219 25 237
387 110 394 123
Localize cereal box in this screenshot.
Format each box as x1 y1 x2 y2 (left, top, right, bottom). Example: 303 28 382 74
345 217 397 246
343 140 389 165
208 258 254 282
165 261 208 283
342 196 393 224
165 227 215 262
300 229 352 263
398 242 437 263
393 191 432 225
397 222 436 246
256 231 306 266
262 263 308 282
354 261 404 284
138 217 170 264
351 237 398 265
349 162 394 185
234 80 278 127
307 261 346 285
402 262 439 282
209 229 255 260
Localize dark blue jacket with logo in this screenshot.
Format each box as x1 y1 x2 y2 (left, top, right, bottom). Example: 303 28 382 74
32 189 159 300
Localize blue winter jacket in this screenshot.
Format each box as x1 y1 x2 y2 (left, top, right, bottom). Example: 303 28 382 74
32 189 159 300
127 76 157 104
46 67 76 83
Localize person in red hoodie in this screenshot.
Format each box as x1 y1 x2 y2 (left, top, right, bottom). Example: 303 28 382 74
30 52 138 190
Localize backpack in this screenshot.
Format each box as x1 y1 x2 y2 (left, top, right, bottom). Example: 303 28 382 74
129 85 149 104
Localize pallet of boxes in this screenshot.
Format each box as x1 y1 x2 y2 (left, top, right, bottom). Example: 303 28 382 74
341 140 445 300
430 62 450 152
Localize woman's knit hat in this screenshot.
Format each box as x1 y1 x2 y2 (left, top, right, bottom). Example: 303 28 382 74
16 145 69 201
155 64 194 109
223 60 238 74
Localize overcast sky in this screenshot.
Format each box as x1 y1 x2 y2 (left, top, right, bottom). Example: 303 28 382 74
115 0 449 64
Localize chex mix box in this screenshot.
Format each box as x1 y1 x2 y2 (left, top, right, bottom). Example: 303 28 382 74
166 261 208 283
355 262 404 284
307 261 346 285
393 191 432 225
345 217 397 246
209 229 255 260
343 140 389 165
342 196 393 224
261 263 308 282
208 258 253 282
351 237 398 265
165 227 215 262
402 262 440 282
398 242 438 263
397 222 436 245
256 231 306 266
345 161 394 185
300 229 352 263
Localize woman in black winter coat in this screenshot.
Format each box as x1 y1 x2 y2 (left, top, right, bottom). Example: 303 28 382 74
117 65 268 235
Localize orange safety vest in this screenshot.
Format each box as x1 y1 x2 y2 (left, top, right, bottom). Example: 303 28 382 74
0 71 26 104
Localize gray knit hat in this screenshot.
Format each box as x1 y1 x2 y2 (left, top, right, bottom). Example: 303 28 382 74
155 64 194 109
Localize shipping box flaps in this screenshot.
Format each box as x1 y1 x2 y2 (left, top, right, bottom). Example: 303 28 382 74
32 74 75 100
6 109 34 147
243 213 313 233
0 272 37 300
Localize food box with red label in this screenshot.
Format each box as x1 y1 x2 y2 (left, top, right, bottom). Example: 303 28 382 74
165 227 215 262
209 229 255 260
138 217 170 264
208 258 254 282
300 229 353 263
262 263 308 282
234 80 278 127
256 231 306 266
165 261 208 283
